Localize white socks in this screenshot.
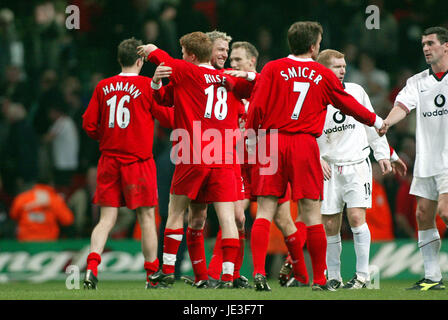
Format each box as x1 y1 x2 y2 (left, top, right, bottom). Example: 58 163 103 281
418 228 442 282
326 234 342 281
351 223 371 281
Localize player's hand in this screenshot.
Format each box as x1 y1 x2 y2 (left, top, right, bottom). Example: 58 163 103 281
321 159 331 180
137 44 158 58
377 119 390 137
223 70 248 78
378 159 393 175
153 63 172 83
392 157 407 177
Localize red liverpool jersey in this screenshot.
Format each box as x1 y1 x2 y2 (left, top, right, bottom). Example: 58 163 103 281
82 73 156 163
148 49 240 166
246 55 377 136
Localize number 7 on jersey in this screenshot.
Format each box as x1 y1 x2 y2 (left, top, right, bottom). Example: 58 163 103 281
291 81 310 120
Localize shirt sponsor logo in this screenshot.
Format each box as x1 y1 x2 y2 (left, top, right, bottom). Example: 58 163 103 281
323 123 356 134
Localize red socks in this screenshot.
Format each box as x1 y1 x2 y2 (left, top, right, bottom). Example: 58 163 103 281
86 252 101 277
221 238 239 282
233 230 245 279
306 224 327 286
144 258 159 282
285 222 309 284
207 229 223 280
162 228 184 274
186 227 208 282
208 229 246 280
250 218 271 276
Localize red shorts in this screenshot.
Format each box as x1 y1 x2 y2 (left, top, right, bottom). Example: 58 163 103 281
94 155 158 209
234 164 245 201
251 133 323 201
241 163 254 200
171 164 237 203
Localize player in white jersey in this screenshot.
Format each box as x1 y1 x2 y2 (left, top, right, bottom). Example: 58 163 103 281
316 49 405 290
379 26 448 291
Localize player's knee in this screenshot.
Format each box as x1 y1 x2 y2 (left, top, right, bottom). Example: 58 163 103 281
323 217 339 236
235 214 245 230
189 216 206 229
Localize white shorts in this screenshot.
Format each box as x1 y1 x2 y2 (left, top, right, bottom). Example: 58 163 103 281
321 159 372 215
410 173 448 201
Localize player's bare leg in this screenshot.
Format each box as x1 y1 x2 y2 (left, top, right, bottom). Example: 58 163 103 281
407 196 445 290
150 194 191 286
136 206 160 288
322 213 343 289
85 206 118 289
345 207 370 289
251 196 278 291
213 201 239 288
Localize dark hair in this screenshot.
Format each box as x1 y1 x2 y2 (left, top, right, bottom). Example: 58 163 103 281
117 37 143 67
423 26 448 44
287 21 323 55
179 31 213 63
231 41 259 61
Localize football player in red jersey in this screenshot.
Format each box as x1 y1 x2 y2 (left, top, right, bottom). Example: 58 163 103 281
246 21 386 291
138 32 242 288
82 38 161 289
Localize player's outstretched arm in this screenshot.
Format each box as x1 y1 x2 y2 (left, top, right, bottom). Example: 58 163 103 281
378 104 408 136
137 44 158 59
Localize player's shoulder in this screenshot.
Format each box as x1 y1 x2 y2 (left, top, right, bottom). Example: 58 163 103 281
344 82 366 94
407 69 430 84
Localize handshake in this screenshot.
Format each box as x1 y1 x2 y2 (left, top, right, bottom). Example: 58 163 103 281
377 118 390 137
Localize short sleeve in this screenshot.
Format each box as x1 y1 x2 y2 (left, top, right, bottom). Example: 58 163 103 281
394 77 418 112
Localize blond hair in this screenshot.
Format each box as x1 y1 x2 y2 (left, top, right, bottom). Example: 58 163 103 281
206 30 232 44
316 49 345 67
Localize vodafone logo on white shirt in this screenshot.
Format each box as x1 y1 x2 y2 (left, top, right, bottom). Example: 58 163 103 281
422 94 448 117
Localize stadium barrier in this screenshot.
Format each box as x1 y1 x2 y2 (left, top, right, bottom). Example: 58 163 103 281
0 239 447 282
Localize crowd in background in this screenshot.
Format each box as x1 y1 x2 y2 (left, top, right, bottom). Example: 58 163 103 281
1 0 447 245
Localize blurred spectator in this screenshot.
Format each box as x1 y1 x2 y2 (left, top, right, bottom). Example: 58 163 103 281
346 52 390 116
67 166 97 238
0 100 38 196
31 69 60 136
0 174 15 239
0 65 30 107
0 8 24 82
9 181 74 241
24 1 65 84
43 96 79 194
365 162 395 241
346 0 399 71
255 26 274 71
78 72 101 172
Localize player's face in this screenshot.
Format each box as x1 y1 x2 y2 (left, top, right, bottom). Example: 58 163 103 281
230 47 252 71
422 34 448 65
311 33 322 60
211 39 229 69
328 57 346 82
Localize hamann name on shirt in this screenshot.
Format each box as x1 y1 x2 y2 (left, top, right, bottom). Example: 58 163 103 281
102 82 141 99
280 66 323 84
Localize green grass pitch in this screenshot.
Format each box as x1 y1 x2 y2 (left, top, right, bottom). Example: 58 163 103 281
0 279 447 300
